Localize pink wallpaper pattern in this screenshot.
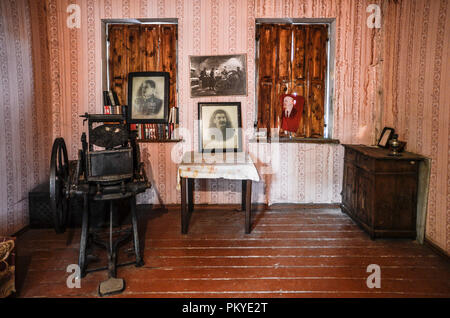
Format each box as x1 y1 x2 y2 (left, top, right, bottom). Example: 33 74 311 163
0 0 52 235
379 0 449 252
0 0 448 254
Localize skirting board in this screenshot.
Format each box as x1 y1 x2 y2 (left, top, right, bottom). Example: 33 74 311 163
424 238 450 260
150 203 341 210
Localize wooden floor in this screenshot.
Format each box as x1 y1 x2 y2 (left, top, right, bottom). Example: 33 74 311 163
15 205 450 298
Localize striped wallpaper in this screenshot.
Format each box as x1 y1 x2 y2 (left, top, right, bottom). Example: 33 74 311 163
0 0 448 254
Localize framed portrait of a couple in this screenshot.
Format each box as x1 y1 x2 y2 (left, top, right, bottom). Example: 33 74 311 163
198 102 242 153
127 71 170 123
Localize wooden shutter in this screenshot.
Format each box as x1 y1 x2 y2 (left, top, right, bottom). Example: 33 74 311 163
160 25 177 108
108 24 177 108
256 24 327 138
275 24 293 129
291 25 308 136
306 25 327 137
108 25 128 105
256 24 277 132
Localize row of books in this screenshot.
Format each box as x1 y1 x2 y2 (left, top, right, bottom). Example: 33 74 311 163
104 105 125 115
129 107 179 141
103 90 125 115
131 123 177 140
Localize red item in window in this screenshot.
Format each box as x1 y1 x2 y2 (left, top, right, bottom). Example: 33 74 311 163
280 94 304 133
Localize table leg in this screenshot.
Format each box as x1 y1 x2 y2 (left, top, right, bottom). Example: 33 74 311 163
188 178 194 214
181 177 188 234
241 180 247 211
244 180 252 234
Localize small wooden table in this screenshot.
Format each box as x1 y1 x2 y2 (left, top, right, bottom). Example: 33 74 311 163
177 151 260 234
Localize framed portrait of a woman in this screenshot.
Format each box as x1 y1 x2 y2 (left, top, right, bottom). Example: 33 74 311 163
127 71 170 123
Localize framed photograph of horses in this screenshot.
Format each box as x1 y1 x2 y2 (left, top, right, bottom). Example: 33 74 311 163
189 54 247 97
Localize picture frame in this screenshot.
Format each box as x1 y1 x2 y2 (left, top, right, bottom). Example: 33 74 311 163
127 71 170 124
190 54 247 97
377 127 395 148
198 102 242 153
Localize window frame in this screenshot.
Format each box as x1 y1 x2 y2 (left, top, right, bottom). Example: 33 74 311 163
101 18 179 106
255 18 335 139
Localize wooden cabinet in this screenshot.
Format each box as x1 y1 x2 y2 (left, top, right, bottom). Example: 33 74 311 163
341 145 424 239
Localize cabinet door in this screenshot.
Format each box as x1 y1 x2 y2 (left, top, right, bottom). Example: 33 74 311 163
342 161 356 211
356 169 372 225
374 174 417 231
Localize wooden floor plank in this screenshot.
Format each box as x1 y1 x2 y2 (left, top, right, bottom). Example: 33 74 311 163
15 205 450 298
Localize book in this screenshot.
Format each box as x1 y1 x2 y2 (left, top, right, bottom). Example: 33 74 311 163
168 107 179 140
113 105 121 114
136 124 142 139
108 91 116 106
104 105 111 114
111 90 120 106
103 91 111 106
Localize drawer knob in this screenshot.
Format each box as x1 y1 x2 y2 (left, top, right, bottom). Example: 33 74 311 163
410 161 415 165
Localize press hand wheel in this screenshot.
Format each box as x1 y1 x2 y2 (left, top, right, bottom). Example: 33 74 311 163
49 138 70 233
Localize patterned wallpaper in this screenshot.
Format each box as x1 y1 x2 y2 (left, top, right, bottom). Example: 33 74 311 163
380 0 450 252
0 0 448 254
0 0 52 236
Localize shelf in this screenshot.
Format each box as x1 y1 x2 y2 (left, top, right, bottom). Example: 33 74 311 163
249 137 340 144
137 139 183 143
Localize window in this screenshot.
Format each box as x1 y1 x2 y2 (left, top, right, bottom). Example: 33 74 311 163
256 21 332 138
105 21 178 108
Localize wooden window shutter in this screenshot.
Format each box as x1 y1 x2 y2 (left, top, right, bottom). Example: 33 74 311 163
108 24 177 108
108 25 128 105
256 24 277 132
305 25 327 137
256 24 327 138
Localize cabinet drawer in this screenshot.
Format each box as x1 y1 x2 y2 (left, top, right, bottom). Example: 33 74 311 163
374 159 419 173
356 153 375 171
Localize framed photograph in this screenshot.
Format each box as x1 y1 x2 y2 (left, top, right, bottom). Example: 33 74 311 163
190 54 247 97
377 127 395 148
127 71 169 123
198 102 242 153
